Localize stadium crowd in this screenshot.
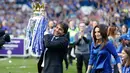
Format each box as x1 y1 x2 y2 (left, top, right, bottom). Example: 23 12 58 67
0 0 130 73
0 0 130 37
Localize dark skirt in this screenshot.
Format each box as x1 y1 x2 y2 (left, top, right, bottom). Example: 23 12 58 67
91 69 104 73
95 69 104 73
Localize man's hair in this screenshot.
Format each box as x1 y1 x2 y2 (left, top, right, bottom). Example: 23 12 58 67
59 22 68 34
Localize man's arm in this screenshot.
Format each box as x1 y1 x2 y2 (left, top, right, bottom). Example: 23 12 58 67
44 35 68 51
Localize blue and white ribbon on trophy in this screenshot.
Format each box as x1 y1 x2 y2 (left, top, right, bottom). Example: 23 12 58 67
26 2 48 57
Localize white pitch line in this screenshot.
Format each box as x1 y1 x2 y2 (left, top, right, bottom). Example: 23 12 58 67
0 58 8 61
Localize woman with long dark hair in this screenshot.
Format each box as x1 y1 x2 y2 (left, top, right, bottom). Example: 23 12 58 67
86 24 122 73
121 47 130 73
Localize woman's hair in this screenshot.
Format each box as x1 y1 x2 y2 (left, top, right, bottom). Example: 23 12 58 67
122 47 130 67
93 24 108 48
107 25 117 37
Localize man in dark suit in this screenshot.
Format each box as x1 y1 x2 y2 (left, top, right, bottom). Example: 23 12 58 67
38 22 69 73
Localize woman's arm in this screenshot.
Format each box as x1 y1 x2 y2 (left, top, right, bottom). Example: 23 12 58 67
118 53 122 57
86 65 92 73
107 41 122 73
86 42 94 73
117 63 122 73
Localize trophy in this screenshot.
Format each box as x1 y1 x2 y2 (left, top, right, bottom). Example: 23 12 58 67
32 2 46 17
26 1 48 57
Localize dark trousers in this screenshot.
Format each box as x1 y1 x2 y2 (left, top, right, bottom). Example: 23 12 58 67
68 44 75 65
37 51 44 73
64 53 68 70
95 69 104 73
76 54 90 73
114 64 119 73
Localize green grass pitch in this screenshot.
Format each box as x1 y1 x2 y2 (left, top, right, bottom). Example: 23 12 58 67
0 58 86 73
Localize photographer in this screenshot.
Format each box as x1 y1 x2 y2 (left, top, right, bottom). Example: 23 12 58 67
0 29 10 49
0 21 10 49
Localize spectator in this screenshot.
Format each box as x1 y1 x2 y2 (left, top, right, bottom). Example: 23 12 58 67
68 20 79 65
108 24 120 73
75 22 91 73
121 24 128 35
121 47 130 73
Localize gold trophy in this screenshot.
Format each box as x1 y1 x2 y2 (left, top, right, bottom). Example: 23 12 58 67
32 2 46 16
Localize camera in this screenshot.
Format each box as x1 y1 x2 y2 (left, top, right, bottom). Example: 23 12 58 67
0 29 10 49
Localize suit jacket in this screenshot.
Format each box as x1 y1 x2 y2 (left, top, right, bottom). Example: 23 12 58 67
39 34 68 73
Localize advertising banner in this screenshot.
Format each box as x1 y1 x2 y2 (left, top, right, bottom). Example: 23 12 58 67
0 38 27 57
